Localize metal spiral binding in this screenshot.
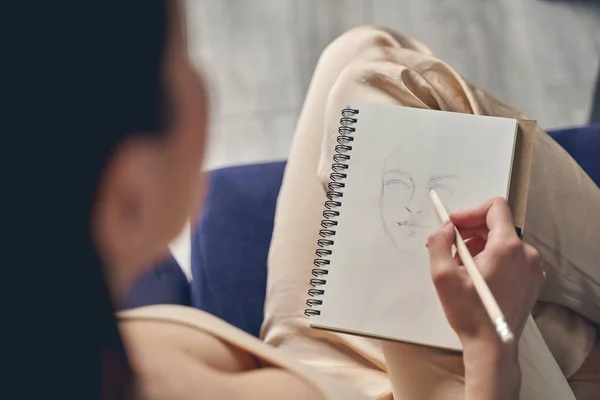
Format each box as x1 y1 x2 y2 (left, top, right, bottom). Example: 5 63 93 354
304 107 359 317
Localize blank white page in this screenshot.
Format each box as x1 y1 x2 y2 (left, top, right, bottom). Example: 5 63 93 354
310 103 518 350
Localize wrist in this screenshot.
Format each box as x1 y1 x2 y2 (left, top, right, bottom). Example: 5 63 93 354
463 339 521 400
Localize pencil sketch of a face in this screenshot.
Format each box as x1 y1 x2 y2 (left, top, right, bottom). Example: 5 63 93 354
380 153 458 255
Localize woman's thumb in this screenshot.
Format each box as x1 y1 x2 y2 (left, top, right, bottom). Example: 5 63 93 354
427 223 461 288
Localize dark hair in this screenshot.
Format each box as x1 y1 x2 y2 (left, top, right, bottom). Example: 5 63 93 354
7 1 167 398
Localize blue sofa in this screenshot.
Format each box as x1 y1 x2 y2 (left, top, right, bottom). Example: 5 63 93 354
123 125 600 338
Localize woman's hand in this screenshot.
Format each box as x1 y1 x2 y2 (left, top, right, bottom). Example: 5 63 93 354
427 197 546 399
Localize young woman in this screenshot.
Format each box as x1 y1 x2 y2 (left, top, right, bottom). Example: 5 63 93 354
10 0 598 399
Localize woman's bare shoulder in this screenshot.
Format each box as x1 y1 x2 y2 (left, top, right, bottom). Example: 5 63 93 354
119 317 324 400
125 340 239 400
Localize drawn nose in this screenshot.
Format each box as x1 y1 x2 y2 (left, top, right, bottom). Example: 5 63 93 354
405 205 424 215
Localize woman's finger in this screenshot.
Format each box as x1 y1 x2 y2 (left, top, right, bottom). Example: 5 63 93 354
454 236 486 266
450 197 514 231
456 226 489 241
427 223 463 289
450 198 495 228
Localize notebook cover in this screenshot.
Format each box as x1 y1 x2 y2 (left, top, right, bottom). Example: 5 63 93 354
509 120 536 231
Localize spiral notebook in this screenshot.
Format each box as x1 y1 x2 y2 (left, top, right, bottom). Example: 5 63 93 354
305 103 524 350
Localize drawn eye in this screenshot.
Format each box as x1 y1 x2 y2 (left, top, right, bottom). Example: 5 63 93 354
429 183 449 191
428 175 458 192
384 179 411 187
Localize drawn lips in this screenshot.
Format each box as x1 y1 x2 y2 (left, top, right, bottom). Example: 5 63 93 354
397 220 429 238
397 219 425 228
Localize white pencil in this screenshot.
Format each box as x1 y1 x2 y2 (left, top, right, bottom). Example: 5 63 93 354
429 189 514 344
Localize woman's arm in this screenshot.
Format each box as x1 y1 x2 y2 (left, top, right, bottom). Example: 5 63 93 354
427 198 545 400
463 339 521 400
124 322 327 400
